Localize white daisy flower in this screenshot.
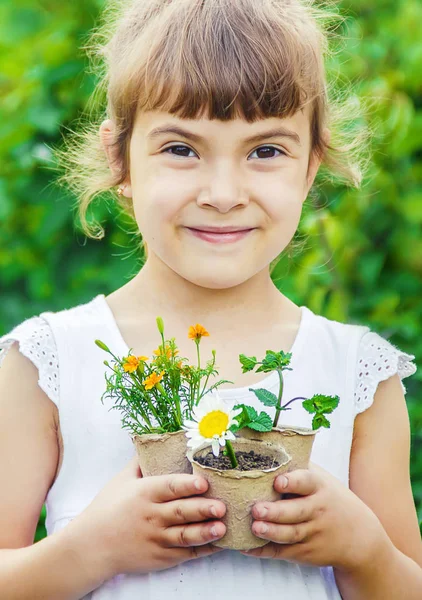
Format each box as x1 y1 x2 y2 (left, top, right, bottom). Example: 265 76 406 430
183 390 243 457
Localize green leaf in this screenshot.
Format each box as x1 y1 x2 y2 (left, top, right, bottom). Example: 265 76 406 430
302 399 317 414
250 387 279 407
256 352 279 373
302 395 340 415
312 394 340 413
244 405 259 421
312 413 330 430
231 403 258 430
247 411 273 432
275 351 293 368
255 349 292 372
239 354 258 373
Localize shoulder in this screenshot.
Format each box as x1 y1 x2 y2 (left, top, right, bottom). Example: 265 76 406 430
38 293 107 329
303 308 370 365
304 307 417 411
0 294 105 407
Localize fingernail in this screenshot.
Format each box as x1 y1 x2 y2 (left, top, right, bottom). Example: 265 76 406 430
194 479 203 490
256 506 268 518
210 526 219 537
259 524 268 534
210 506 217 517
278 475 289 489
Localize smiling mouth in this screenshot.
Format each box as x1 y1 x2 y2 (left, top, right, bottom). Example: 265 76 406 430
184 227 256 244
187 226 256 233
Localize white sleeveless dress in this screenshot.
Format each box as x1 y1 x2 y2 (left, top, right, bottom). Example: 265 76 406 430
0 294 417 600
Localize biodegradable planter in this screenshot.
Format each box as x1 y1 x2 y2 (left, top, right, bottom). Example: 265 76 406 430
236 425 318 471
188 438 291 551
132 430 191 476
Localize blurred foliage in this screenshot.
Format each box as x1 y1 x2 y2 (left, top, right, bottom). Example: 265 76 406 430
0 0 421 541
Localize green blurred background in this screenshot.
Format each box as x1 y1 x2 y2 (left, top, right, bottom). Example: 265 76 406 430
0 0 421 543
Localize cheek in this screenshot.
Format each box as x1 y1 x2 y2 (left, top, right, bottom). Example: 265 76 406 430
132 179 184 233
264 185 304 225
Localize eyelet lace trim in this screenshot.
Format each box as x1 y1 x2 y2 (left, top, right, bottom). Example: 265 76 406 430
0 316 59 407
354 331 417 414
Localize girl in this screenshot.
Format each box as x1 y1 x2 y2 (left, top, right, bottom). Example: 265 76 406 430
0 0 421 599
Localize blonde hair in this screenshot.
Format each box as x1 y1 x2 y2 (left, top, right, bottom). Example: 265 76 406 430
52 0 371 247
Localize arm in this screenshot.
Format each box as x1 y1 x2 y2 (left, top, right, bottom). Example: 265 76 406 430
0 526 111 600
0 344 112 599
334 373 422 599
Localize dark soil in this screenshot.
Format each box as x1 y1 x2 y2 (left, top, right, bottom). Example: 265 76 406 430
195 449 281 471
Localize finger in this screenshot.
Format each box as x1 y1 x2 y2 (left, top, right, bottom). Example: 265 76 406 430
159 497 226 526
130 454 143 477
162 520 226 548
113 455 142 482
251 497 312 525
274 469 318 496
251 520 310 545
185 543 226 561
147 474 209 502
240 542 299 561
169 542 225 564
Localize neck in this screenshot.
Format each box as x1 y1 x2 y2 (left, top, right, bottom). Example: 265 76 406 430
123 253 289 331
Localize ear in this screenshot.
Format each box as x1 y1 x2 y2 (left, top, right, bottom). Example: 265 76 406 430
303 127 330 200
99 119 132 198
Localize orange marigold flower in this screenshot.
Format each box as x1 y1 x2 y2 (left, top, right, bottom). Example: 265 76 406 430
143 371 165 390
153 344 179 359
188 324 210 340
123 355 149 373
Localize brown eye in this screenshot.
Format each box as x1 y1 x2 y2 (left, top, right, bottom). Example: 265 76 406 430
249 146 285 160
162 144 196 158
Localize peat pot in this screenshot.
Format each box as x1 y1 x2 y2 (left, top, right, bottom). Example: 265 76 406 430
132 429 191 477
188 438 291 551
236 425 319 471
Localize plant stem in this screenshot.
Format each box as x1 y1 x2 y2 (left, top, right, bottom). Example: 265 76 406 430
273 369 284 428
129 373 162 425
196 340 201 404
156 382 182 428
198 352 215 403
225 440 238 469
281 396 307 410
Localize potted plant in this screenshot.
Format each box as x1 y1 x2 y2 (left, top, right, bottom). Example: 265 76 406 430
183 358 340 551
184 390 291 550
95 318 232 476
235 349 340 470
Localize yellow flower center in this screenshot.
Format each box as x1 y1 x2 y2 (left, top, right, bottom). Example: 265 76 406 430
198 411 229 438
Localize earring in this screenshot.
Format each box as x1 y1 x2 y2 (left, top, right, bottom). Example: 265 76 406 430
117 186 124 197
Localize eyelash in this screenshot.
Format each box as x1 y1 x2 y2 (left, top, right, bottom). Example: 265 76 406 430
161 144 286 160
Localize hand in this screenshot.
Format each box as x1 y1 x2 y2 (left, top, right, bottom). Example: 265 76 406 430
240 462 386 571
68 455 227 578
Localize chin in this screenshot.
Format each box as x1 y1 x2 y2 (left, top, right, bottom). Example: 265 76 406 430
179 268 254 290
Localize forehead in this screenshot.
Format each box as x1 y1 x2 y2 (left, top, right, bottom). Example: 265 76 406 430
133 106 311 147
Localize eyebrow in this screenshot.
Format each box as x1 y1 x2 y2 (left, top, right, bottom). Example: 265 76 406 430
146 124 301 147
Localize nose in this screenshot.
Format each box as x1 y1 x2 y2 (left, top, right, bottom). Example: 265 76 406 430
197 161 249 213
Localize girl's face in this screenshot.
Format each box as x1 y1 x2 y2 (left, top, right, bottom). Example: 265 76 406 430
104 108 323 290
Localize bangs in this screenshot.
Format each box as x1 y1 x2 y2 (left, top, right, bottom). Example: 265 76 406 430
109 0 326 123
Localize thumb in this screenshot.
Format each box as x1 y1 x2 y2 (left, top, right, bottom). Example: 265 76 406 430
131 454 143 477
120 454 143 479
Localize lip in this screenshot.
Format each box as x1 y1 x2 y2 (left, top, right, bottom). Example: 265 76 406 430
186 226 255 233
184 226 256 244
